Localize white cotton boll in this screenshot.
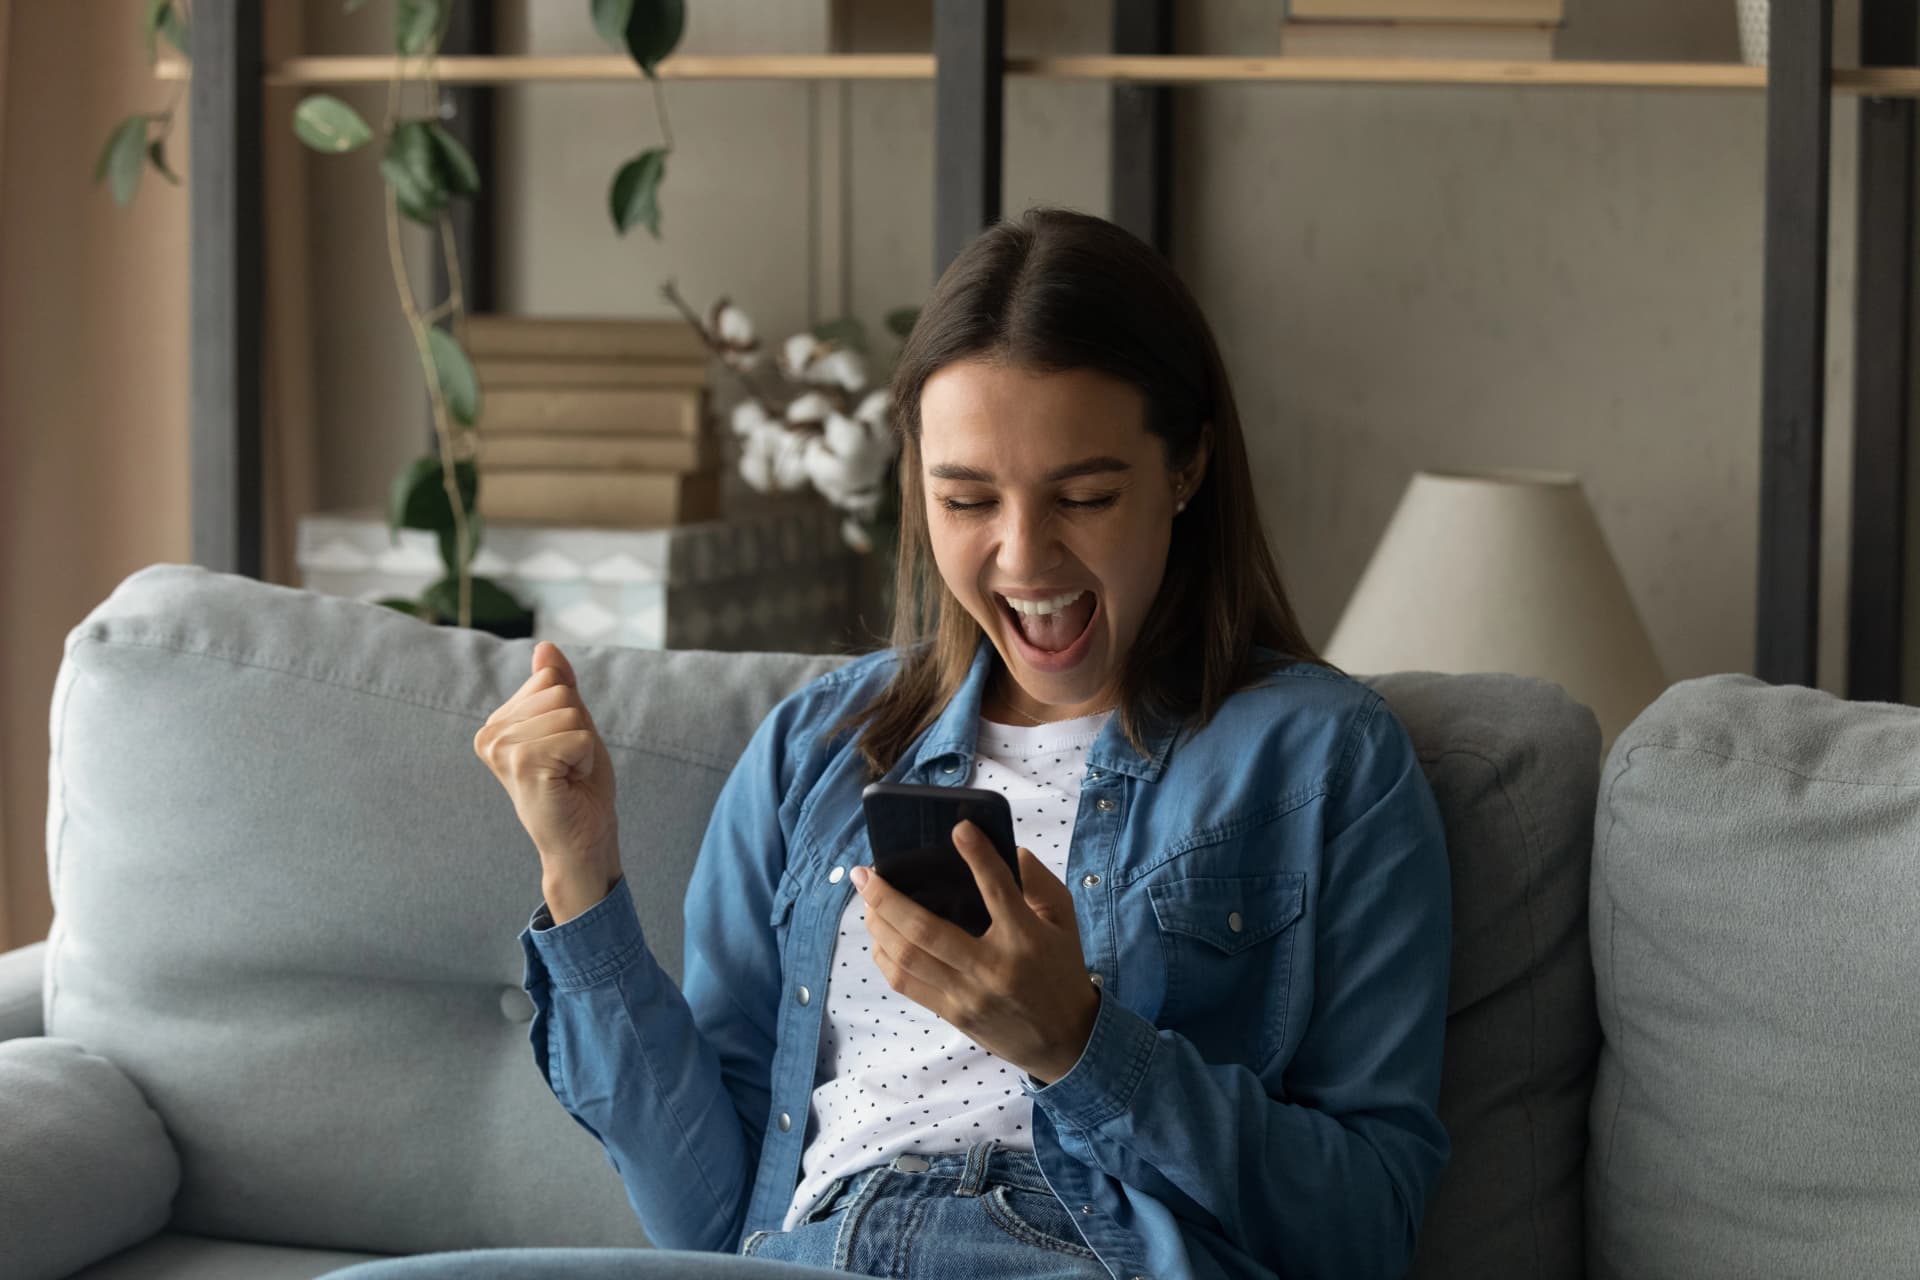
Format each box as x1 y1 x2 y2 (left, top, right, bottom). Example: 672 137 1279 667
810 348 867 393
836 436 892 489
722 345 765 373
804 436 853 499
854 390 888 429
772 433 812 492
717 304 755 346
785 391 833 426
823 411 866 459
781 333 819 379
738 435 776 493
841 516 874 554
730 400 774 438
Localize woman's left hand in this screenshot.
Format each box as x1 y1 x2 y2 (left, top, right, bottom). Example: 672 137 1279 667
852 820 1100 1086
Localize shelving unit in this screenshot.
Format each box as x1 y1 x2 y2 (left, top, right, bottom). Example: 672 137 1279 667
184 0 1919 698
154 52 1920 95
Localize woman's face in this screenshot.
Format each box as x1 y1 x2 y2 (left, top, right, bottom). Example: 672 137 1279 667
918 358 1206 719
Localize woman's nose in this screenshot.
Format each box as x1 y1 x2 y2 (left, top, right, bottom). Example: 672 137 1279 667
994 503 1058 580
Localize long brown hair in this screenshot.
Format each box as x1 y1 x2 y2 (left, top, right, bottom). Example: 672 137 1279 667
835 206 1335 780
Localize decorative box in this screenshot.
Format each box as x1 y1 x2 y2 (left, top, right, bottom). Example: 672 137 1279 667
297 500 863 652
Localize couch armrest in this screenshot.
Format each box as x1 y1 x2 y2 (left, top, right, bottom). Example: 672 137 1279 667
0 941 47 1042
0 1037 179 1280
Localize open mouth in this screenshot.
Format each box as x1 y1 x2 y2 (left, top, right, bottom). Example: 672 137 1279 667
996 589 1099 660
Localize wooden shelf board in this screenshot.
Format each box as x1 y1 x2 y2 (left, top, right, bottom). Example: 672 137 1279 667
151 54 1920 97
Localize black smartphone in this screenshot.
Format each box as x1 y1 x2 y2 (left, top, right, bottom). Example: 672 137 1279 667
860 781 1021 937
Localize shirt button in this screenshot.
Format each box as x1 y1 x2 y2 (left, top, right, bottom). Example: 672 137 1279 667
942 763 959 773
1089 972 1104 988
797 985 811 1006
1088 769 1102 780
829 865 845 884
1228 912 1244 933
1096 798 1115 812
1080 873 1100 888
778 1112 792 1132
1080 1205 1093 1215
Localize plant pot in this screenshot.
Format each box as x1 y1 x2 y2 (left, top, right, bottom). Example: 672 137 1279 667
1736 0 1767 66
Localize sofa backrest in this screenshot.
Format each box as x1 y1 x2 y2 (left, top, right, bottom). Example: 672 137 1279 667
44 564 1601 1273
1587 675 1920 1279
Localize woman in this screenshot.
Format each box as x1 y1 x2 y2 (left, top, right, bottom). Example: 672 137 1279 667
345 207 1451 1280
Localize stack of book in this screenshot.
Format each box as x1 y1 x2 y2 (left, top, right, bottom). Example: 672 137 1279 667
1282 0 1562 60
466 314 723 529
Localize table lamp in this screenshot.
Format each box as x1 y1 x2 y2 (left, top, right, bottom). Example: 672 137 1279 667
1323 468 1668 750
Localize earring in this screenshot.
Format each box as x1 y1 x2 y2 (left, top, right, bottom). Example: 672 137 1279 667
1175 490 1188 514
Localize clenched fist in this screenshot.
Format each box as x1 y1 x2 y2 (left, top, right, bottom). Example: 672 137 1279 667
474 641 623 923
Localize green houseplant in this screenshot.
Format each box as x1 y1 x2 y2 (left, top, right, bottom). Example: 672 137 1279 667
100 0 687 636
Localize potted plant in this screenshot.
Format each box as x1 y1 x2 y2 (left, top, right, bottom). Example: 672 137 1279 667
99 0 689 638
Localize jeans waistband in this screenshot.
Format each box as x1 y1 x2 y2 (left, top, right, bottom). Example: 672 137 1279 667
882 1138 1041 1195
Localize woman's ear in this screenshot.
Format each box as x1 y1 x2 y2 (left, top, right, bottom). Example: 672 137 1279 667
1181 423 1213 497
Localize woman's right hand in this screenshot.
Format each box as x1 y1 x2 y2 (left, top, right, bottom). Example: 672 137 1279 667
474 641 623 909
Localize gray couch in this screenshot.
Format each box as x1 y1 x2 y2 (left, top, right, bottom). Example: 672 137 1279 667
1 563 1914 1280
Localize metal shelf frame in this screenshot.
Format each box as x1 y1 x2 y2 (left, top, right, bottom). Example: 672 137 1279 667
188 0 1919 697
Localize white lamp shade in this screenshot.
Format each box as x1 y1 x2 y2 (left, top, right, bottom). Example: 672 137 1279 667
1324 469 1667 749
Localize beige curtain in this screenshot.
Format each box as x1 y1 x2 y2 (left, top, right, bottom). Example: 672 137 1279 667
0 2 316 952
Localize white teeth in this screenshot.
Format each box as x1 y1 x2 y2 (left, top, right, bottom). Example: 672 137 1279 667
1000 590 1088 617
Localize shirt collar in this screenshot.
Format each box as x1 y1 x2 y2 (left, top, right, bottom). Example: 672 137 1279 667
906 633 1180 783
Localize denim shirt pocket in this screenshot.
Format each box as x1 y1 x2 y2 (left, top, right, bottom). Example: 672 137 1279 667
1147 872 1307 1069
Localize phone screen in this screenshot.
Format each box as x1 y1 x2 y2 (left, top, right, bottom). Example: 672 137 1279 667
860 782 1020 937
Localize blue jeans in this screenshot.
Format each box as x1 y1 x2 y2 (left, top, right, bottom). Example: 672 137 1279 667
317 1140 1111 1280
742 1140 1109 1277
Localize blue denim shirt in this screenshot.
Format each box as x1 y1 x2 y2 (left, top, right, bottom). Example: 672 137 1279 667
519 635 1452 1280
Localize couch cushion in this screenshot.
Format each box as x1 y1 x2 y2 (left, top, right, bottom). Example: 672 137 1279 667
1587 675 1920 1278
46 565 851 1254
1368 673 1603 1280
0 1037 180 1280
67 1232 388 1280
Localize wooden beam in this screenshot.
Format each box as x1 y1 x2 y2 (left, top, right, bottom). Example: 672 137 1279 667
189 0 264 578
151 54 1920 97
933 0 1004 278
1110 0 1172 255
1849 0 1920 701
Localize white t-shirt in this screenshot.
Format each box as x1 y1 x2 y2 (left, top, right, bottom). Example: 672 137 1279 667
782 707 1113 1230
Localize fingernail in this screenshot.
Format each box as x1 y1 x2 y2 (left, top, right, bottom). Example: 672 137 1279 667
851 866 870 890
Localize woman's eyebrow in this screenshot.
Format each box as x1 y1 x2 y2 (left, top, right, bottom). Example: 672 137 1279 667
927 456 1132 483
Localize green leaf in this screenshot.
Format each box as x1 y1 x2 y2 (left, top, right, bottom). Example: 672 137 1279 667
159 4 191 59
394 0 447 56
812 316 869 355
292 94 374 154
381 121 447 224
426 122 480 196
591 0 635 49
427 327 482 426
885 306 919 339
622 0 685 76
609 147 668 237
96 116 149 207
147 140 181 185
143 0 169 63
423 574 529 627
143 0 189 63
373 596 432 620
388 455 478 537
